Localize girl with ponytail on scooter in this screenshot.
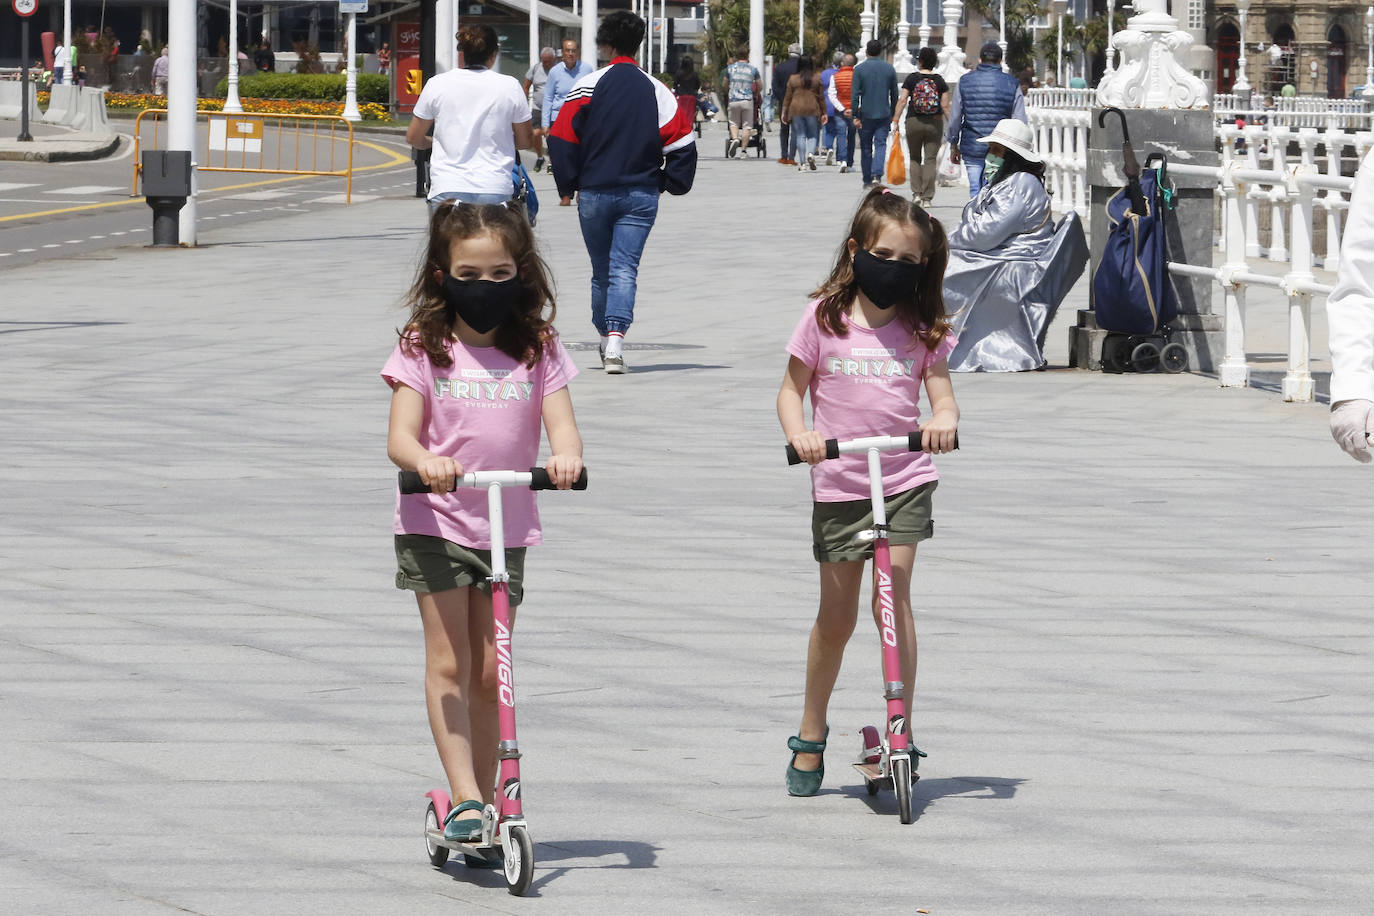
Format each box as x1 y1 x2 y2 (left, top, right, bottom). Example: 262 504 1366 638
776 187 960 798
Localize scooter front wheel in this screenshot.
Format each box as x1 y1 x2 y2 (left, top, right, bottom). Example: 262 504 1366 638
504 824 534 896
892 757 913 824
424 802 449 867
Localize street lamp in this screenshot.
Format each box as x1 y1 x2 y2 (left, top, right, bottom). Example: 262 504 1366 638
1104 0 1116 78
1233 0 1251 105
999 0 1008 72
919 0 930 49
1365 6 1374 92
225 0 243 113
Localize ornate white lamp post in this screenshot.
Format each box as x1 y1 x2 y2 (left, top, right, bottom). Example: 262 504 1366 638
896 1 913 70
1096 0 1208 109
918 0 930 49
1052 0 1067 86
1233 0 1252 105
799 0 806 52
1104 0 1116 78
1365 5 1374 92
937 0 966 80
225 0 243 112
342 12 360 121
859 0 875 58
999 0 1008 72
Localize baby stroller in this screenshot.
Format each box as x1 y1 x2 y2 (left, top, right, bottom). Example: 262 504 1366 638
722 92 768 159
1093 110 1189 374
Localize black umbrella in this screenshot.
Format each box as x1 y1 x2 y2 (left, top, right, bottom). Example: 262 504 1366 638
1098 106 1148 216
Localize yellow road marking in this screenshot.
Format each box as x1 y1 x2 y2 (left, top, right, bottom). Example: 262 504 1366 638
0 137 413 224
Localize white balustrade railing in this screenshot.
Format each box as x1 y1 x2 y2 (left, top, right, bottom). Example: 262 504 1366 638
1214 94 1374 130
1166 154 1362 402
1026 105 1089 217
1026 87 1096 111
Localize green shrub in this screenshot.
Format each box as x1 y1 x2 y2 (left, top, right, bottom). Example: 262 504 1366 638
212 72 387 104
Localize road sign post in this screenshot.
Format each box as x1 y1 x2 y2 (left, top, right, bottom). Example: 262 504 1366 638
14 0 38 142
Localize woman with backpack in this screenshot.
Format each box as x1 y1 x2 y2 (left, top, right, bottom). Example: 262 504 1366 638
892 47 949 206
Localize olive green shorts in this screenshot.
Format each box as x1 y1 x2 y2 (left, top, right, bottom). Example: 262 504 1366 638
394 534 527 606
811 481 937 563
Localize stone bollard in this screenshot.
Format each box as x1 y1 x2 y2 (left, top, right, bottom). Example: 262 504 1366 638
1069 108 1223 372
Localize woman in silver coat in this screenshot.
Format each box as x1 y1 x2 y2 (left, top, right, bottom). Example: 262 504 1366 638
943 118 1086 371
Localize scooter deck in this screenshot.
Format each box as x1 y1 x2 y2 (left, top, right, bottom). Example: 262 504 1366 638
853 761 892 784
426 828 502 856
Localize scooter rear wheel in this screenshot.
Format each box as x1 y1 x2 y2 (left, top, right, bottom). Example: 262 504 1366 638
424 802 449 867
892 757 913 824
504 824 534 896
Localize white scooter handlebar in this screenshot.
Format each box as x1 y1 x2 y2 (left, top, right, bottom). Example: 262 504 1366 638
784 431 959 466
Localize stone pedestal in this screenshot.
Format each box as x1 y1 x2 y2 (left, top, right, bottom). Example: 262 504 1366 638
1071 107 1223 372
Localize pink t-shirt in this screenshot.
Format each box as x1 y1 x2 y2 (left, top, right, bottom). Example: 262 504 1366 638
786 300 956 503
381 334 577 549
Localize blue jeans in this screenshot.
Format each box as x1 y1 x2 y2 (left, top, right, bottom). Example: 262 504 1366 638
963 156 986 197
822 115 850 164
577 186 659 335
428 190 510 216
857 117 890 184
792 116 820 162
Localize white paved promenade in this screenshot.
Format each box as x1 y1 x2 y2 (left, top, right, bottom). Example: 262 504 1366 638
2 125 1371 915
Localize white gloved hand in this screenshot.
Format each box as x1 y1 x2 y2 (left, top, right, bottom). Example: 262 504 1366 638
1330 399 1374 463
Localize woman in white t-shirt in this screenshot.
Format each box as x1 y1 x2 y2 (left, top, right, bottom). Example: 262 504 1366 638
405 25 535 213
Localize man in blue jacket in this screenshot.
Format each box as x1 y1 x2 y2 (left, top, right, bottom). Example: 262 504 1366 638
850 39 899 188
945 42 1027 196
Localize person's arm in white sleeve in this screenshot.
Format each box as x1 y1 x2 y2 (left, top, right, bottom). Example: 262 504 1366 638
1327 151 1374 461
827 77 841 113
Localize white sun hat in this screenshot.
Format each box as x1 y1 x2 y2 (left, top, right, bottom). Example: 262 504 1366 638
975 118 1042 163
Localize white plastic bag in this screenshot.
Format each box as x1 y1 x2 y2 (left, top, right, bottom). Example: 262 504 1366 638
936 142 963 187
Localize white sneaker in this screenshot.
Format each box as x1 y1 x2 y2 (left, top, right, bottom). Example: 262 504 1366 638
826 148 836 166
603 354 627 374
807 154 817 171
727 138 740 159
839 164 849 174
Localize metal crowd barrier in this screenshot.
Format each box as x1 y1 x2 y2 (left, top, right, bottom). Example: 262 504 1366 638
130 109 356 203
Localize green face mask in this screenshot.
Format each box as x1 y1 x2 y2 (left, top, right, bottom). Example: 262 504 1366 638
983 152 1004 183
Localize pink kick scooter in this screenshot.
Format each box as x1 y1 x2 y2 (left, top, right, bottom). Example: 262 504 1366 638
787 430 955 824
399 465 587 896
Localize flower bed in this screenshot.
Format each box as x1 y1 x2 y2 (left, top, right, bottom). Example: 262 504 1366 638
37 91 391 122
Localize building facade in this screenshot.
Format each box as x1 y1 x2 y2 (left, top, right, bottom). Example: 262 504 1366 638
1211 2 1373 98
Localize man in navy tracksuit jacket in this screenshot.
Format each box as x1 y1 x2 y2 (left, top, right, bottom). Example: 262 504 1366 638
548 10 697 375
945 42 1027 196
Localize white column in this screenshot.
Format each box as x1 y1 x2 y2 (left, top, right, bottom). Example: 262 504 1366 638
225 0 243 112
343 14 360 121
1219 162 1249 388
582 0 598 70
529 0 539 79
645 0 653 73
749 0 764 74
63 0 71 77
169 0 197 245
436 0 452 71
1365 6 1374 91
1056 0 1065 86
896 3 912 71
919 0 930 49
799 0 806 52
1104 0 1115 77
938 0 966 81
660 0 667 67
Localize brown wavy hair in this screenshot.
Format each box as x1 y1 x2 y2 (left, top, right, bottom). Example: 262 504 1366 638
457 25 498 67
811 186 951 351
399 201 557 369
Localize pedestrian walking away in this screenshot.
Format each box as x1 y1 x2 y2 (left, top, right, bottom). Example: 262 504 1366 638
383 199 584 871
1327 148 1374 461
405 25 536 214
819 51 844 166
152 47 169 95
776 188 960 799
523 47 556 171
548 10 698 375
673 55 703 135
254 40 275 73
723 48 761 160
851 41 899 188
945 42 1026 196
826 54 858 173
52 41 66 85
893 47 949 206
773 43 803 165
782 56 827 172
543 38 594 204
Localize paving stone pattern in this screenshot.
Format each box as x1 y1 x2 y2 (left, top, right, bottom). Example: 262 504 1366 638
2 129 1371 914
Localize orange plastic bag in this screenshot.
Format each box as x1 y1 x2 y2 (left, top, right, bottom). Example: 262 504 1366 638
885 138 906 186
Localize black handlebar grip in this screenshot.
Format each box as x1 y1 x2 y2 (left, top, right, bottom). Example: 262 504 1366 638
824 438 840 459
785 444 802 465
528 467 589 490
398 470 456 494
906 430 960 452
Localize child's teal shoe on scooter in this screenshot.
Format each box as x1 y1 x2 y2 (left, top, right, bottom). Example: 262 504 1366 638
785 726 829 797
442 799 485 842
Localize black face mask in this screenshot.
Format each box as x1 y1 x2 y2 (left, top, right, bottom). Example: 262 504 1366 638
439 275 522 334
851 245 926 311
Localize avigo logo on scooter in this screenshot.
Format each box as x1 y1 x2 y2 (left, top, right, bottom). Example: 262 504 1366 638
877 568 897 648
495 619 515 707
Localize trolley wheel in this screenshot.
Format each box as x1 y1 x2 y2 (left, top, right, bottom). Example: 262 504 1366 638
503 824 534 896
424 801 449 868
865 778 879 796
1130 341 1162 373
892 756 913 824
1160 342 1188 373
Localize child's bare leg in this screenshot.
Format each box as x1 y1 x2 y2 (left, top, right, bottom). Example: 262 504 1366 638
418 589 484 808
871 543 919 727
466 586 517 806
794 559 864 770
